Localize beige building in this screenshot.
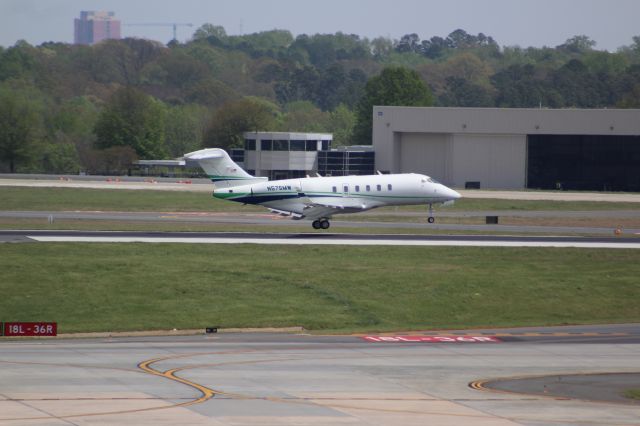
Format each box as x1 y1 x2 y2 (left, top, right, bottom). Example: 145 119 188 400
372 107 640 191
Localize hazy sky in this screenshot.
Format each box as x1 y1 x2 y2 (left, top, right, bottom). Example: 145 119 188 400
1 0 639 51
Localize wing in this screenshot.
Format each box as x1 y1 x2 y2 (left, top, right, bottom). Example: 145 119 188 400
269 196 384 221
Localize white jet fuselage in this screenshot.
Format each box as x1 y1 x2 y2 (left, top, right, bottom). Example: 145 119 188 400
214 173 460 220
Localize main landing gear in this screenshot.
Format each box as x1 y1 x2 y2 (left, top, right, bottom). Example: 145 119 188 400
427 203 435 223
312 218 330 229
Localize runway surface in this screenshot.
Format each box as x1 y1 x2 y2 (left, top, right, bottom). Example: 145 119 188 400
1 324 639 425
3 209 640 235
2 229 640 248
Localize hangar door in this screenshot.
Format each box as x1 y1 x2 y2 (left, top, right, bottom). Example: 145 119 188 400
399 133 448 182
527 135 640 191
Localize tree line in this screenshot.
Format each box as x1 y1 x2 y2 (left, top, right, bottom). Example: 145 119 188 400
1 26 639 173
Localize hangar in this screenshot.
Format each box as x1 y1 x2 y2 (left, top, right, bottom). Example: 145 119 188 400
372 107 640 191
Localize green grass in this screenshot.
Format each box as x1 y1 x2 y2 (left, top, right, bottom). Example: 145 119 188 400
1 244 639 333
623 389 640 400
0 187 262 212
2 187 639 213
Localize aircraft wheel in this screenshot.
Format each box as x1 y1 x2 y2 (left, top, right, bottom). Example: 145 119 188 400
320 219 330 229
312 220 321 229
428 217 435 224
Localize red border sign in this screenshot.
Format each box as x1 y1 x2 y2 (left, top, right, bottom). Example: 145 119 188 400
3 322 57 337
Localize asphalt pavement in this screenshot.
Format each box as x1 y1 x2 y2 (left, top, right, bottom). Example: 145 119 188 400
1 324 639 425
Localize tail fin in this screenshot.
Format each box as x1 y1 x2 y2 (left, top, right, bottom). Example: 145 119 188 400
184 148 267 188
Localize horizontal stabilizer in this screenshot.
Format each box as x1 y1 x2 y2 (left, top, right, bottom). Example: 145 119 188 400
184 149 225 160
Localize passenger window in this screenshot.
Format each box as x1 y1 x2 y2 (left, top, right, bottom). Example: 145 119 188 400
376 184 381 191
388 184 392 191
366 185 370 192
355 185 360 192
332 186 337 193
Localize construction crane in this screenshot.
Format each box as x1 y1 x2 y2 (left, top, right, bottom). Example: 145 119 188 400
124 23 194 41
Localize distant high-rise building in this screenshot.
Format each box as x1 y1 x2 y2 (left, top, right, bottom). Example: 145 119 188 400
74 11 121 45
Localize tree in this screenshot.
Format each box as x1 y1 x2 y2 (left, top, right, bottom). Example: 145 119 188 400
552 59 606 107
288 32 371 68
617 83 640 108
154 50 210 88
396 34 421 54
192 24 228 44
203 98 277 150
184 78 238 108
94 87 167 159
0 40 41 83
440 52 492 85
97 38 165 86
226 29 293 57
421 36 450 59
0 84 44 172
164 104 209 157
558 35 597 54
278 101 328 132
327 104 356 146
439 77 494 107
353 67 434 144
40 142 81 173
371 37 393 59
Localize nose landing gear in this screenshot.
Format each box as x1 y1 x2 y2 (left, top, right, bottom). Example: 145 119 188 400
427 203 435 223
312 218 331 229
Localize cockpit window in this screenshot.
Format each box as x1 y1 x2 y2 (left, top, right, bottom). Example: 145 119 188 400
427 177 440 184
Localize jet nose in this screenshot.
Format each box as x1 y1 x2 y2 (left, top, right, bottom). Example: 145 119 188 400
444 186 461 200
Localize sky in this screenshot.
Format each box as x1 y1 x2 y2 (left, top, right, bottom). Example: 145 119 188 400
1 0 639 51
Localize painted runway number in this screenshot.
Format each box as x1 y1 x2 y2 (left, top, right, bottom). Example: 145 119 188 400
362 335 501 343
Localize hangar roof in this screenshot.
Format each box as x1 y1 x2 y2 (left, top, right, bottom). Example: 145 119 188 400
373 107 640 135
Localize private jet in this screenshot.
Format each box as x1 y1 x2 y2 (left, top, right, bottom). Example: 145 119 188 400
185 148 461 229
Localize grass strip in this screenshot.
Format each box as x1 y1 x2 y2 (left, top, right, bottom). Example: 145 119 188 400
623 389 640 400
1 244 639 333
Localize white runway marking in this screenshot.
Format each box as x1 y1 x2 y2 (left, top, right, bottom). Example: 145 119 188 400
28 236 640 248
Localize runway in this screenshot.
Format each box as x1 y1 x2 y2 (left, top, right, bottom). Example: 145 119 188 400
1 325 639 425
3 209 640 235
2 229 640 248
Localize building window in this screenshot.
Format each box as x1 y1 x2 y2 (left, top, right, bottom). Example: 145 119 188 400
332 186 337 193
377 184 381 191
290 140 305 151
230 149 245 163
244 139 256 150
261 140 272 151
387 184 392 191
273 140 288 151
366 185 370 192
355 185 360 192
321 140 330 151
306 140 318 151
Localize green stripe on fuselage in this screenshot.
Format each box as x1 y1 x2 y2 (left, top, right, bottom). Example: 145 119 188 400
213 192 249 200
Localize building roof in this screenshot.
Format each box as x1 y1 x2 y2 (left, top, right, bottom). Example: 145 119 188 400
374 106 640 135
